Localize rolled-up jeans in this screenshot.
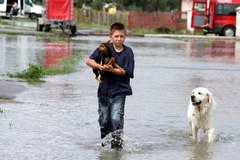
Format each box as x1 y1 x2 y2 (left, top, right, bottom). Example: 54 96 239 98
98 95 126 139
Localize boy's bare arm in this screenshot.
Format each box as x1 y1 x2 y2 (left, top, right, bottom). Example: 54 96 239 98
112 68 125 76
86 58 101 69
86 58 125 76
102 64 125 76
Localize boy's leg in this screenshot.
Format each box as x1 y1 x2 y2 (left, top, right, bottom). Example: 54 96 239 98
109 95 126 150
110 95 126 131
111 129 124 150
98 96 111 140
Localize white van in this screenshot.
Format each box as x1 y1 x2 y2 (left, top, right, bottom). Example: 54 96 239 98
0 0 44 19
24 0 44 19
0 0 19 18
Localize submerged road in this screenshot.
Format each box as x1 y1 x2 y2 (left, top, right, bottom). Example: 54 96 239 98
0 33 240 159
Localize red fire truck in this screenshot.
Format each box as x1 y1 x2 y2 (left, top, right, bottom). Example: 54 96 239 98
191 0 240 36
37 0 77 35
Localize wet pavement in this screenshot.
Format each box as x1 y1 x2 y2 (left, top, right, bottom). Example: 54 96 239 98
0 34 240 160
0 80 26 99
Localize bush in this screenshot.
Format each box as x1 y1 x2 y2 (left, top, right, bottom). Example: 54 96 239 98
7 63 43 81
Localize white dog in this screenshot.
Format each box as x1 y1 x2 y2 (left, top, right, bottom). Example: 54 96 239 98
187 87 216 143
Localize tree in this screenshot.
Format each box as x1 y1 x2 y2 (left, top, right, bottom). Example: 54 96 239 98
74 0 93 8
74 0 180 11
135 0 179 11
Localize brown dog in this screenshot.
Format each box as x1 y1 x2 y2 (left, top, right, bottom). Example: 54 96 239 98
93 40 124 83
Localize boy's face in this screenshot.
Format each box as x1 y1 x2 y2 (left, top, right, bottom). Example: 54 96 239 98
110 30 126 48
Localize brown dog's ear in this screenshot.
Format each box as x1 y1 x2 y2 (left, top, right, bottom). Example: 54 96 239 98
98 41 108 53
106 40 111 47
98 41 104 47
207 92 213 104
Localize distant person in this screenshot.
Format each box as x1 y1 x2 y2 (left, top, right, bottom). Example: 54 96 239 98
201 15 209 35
9 1 19 19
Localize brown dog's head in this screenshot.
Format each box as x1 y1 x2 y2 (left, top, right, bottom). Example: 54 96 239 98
98 40 110 54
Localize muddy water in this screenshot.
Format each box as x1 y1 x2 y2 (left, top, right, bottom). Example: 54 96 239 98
0 35 240 160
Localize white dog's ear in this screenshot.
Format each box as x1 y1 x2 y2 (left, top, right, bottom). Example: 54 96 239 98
207 92 213 104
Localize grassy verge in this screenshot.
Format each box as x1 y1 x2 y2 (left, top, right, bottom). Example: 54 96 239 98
77 22 109 31
0 96 14 103
5 54 83 82
6 64 44 82
130 27 201 35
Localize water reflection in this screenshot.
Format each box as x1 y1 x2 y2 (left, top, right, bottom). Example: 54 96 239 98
44 43 72 68
187 40 239 63
0 35 73 74
0 36 31 73
98 150 124 160
190 41 235 57
188 142 214 160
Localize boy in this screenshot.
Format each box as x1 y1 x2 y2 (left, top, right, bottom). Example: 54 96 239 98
86 22 135 149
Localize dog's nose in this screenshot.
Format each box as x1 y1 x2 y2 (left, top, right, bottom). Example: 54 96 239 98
191 95 195 101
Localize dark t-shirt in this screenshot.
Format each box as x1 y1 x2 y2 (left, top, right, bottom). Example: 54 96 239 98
89 43 134 98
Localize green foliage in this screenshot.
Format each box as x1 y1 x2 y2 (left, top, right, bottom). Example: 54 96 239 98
155 27 179 34
75 0 179 11
132 27 180 34
5 54 83 82
131 28 158 34
0 20 9 25
74 0 92 8
7 63 43 81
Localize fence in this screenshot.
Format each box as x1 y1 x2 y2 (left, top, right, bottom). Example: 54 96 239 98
128 11 187 30
75 8 187 31
75 8 128 27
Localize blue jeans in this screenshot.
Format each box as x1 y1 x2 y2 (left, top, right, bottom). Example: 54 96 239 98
98 95 126 139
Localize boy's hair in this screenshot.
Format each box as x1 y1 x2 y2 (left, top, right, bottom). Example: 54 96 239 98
110 22 127 35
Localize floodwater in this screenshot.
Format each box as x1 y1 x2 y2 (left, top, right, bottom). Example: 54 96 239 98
0 34 240 160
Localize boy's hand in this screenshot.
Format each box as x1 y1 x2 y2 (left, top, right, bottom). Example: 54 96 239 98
100 64 113 72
